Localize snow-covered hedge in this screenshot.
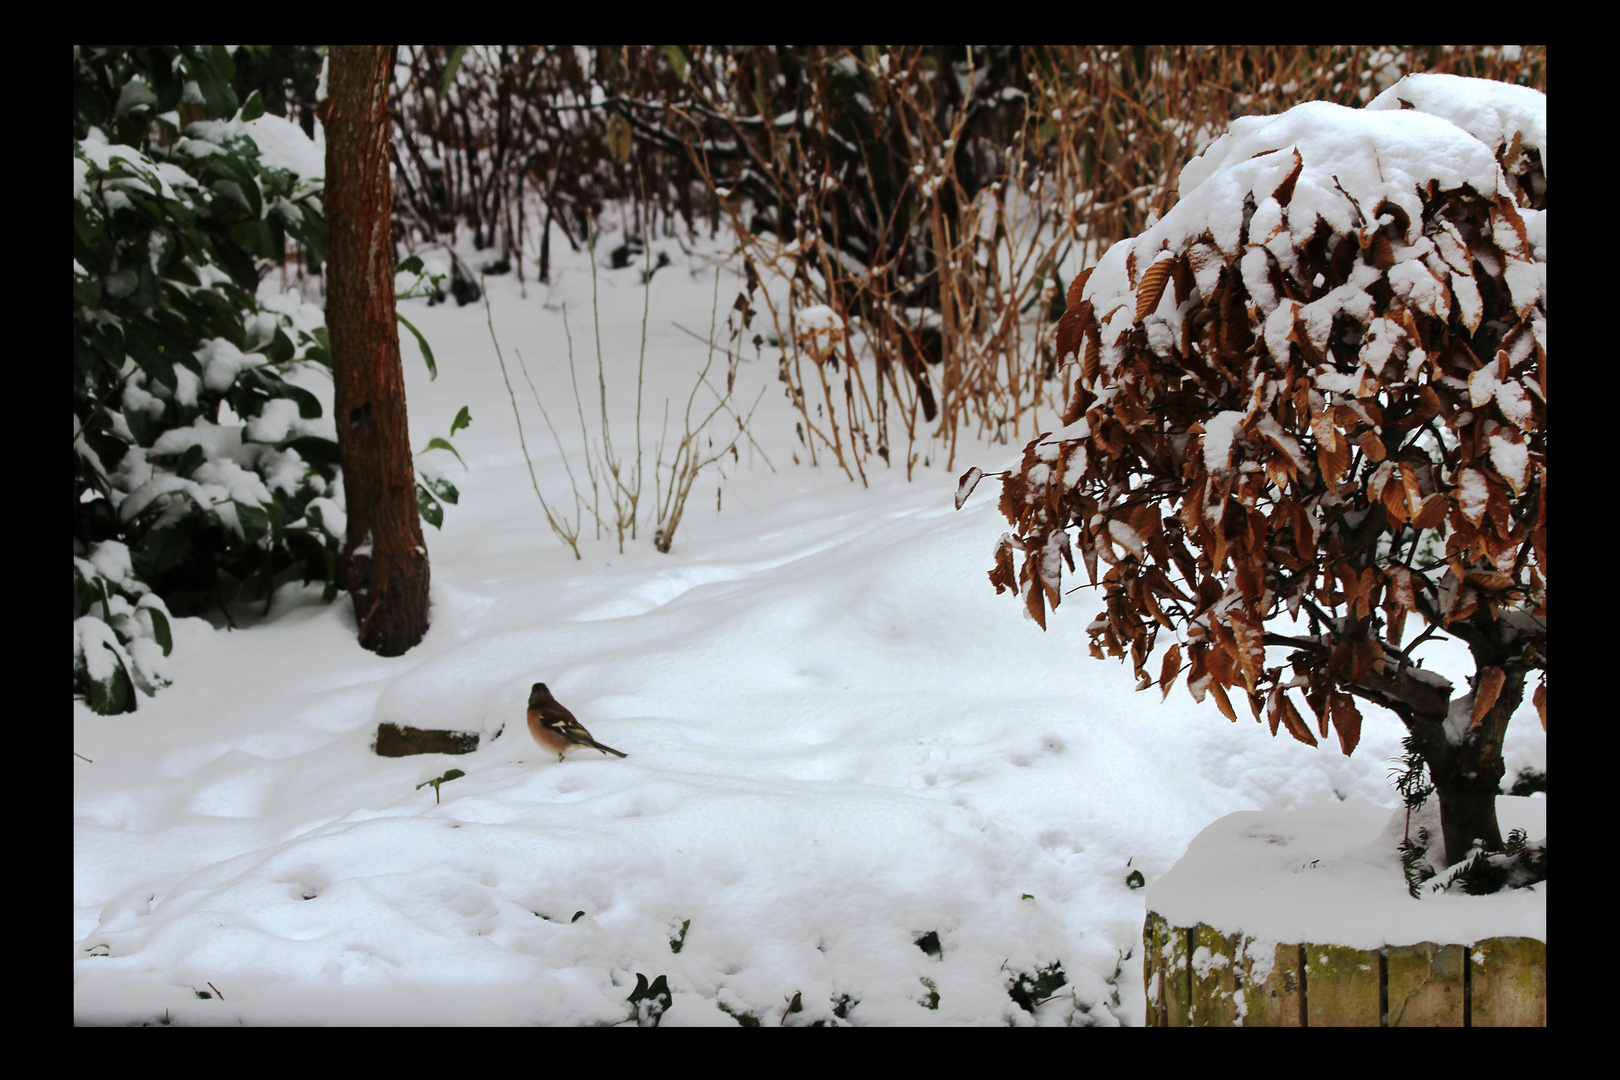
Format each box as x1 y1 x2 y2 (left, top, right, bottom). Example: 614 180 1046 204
73 47 341 713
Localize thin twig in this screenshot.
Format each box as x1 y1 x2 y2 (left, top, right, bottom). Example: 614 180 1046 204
484 277 580 558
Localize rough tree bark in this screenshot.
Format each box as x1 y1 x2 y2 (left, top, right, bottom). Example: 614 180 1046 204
321 45 431 656
1270 603 1545 867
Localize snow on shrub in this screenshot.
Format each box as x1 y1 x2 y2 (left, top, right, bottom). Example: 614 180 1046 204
968 74 1546 875
74 47 340 713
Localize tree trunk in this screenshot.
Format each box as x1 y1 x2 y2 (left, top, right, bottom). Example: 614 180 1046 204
1391 607 1540 868
322 45 431 657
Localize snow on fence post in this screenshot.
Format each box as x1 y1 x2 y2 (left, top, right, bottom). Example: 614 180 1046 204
1143 919 1545 1026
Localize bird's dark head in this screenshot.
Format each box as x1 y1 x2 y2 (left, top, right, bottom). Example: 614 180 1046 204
529 683 551 707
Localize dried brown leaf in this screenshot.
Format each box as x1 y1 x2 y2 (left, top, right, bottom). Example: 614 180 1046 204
990 537 1017 595
1369 231 1395 270
1273 148 1303 208
1053 268 1095 365
1471 666 1506 728
1411 493 1448 531
1209 679 1237 721
1136 256 1175 324
1025 572 1047 630
1329 691 1362 756
955 467 985 510
1358 430 1387 463
1465 569 1514 593
1159 642 1182 700
1276 691 1318 747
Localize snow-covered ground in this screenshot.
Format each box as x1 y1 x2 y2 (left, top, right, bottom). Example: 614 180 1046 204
73 224 1545 1026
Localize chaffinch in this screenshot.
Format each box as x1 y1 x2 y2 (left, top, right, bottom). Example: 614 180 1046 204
527 683 627 762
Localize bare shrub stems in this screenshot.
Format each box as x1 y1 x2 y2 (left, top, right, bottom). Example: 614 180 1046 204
655 267 763 552
482 277 580 559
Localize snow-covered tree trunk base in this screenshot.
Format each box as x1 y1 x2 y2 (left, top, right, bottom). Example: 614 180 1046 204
1144 913 1544 1026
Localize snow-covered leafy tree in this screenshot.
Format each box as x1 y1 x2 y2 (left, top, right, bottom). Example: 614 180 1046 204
963 74 1545 874
73 46 339 713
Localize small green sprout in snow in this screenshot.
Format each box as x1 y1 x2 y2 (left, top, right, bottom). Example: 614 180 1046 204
416 768 465 804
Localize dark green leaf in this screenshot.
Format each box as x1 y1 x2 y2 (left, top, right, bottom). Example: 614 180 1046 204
449 405 472 437
140 518 197 577
229 217 274 256
420 437 466 470
422 474 460 505
234 499 271 543
73 200 105 246
74 271 102 309
188 50 239 117
267 327 295 364
440 46 469 97
627 973 671 1005
88 646 135 715
240 88 265 122
1126 869 1146 890
144 606 173 657
210 44 237 81
176 444 206 479
285 435 341 468
396 313 437 380
396 255 424 276
443 768 465 781
416 483 444 530
74 566 97 620
261 377 324 422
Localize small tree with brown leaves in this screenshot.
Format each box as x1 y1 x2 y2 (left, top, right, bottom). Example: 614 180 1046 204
961 75 1545 874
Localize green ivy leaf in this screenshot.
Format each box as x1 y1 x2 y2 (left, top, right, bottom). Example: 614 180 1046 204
396 255 424 276
396 312 437 380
